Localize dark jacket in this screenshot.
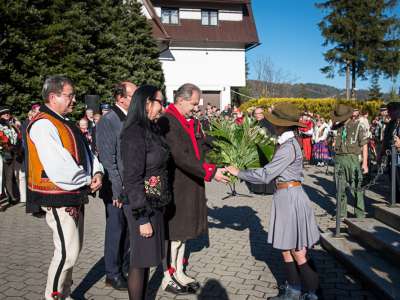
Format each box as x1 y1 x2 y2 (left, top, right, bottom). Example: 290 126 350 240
259 118 276 136
96 106 126 201
121 123 170 219
158 105 216 241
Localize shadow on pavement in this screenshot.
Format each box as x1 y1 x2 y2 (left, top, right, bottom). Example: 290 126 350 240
197 279 229 299
71 257 105 300
306 173 385 217
207 205 283 285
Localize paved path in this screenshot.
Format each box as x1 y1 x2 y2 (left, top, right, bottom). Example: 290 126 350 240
0 165 382 300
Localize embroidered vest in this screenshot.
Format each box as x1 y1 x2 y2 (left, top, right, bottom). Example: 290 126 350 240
26 112 88 207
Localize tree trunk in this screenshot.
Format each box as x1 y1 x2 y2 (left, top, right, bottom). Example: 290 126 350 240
346 61 350 100
351 61 356 100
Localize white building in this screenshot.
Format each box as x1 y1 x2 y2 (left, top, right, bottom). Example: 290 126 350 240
140 0 259 109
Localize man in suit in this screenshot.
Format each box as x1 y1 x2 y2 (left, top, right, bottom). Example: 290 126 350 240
96 81 137 290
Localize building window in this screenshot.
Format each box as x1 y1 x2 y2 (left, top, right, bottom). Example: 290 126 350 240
161 8 179 24
201 9 218 26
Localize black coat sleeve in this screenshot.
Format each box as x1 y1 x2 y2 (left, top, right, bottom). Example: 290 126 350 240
121 124 151 218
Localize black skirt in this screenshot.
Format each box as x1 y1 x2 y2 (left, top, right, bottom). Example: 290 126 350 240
124 206 165 268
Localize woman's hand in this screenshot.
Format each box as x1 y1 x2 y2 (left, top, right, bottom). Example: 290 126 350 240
395 136 400 149
139 222 153 238
226 166 240 177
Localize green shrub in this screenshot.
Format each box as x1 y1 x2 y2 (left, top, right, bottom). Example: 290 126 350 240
240 98 383 119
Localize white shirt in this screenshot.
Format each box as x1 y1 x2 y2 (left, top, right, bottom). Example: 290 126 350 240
116 103 128 116
29 113 103 191
278 131 295 145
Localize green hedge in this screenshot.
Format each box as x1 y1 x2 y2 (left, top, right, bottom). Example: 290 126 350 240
240 98 383 119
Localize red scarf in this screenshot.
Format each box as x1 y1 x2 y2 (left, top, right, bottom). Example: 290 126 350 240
165 104 216 181
166 104 201 160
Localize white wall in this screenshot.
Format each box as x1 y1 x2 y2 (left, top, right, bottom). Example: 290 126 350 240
153 7 242 21
161 47 245 108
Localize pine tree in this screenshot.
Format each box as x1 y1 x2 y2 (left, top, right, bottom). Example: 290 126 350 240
368 72 383 100
0 0 164 117
316 0 399 99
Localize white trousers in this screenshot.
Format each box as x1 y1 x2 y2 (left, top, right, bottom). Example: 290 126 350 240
43 206 84 300
13 161 26 203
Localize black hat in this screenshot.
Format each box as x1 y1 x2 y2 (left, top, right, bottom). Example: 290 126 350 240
0 106 10 115
387 102 400 112
101 103 111 110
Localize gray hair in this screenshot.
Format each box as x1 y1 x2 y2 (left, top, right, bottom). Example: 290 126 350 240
42 75 74 102
174 83 201 103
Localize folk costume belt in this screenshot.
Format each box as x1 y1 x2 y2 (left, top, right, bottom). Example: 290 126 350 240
276 181 301 190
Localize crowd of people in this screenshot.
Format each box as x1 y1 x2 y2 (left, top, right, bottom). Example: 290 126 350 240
1 74 400 300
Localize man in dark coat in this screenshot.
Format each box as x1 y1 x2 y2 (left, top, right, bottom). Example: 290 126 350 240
158 83 228 293
254 106 275 136
247 107 276 195
96 81 136 290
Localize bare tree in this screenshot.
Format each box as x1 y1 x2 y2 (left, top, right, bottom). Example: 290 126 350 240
252 56 297 98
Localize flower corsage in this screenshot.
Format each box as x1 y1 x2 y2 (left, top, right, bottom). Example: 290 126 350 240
144 176 161 197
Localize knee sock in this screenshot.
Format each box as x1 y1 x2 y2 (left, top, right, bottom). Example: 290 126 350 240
127 267 148 300
298 261 319 292
284 261 301 290
174 241 195 285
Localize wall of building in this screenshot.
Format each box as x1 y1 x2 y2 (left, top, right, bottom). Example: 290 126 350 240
160 46 245 109
153 7 243 21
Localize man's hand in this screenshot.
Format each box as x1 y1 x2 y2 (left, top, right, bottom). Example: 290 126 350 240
394 136 400 149
90 173 103 193
226 166 240 177
139 223 153 238
112 199 123 209
213 168 230 183
362 164 369 174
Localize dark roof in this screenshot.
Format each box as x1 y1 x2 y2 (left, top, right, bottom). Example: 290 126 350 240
152 0 249 4
143 0 171 40
149 1 259 49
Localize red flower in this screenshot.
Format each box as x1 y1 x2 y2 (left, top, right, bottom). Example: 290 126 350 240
148 176 160 187
0 131 9 144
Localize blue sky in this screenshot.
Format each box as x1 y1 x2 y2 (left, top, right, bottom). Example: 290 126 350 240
247 0 400 92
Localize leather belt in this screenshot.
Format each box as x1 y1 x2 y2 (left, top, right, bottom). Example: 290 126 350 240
276 181 301 190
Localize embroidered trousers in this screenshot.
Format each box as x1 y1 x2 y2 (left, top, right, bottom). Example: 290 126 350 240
42 206 84 300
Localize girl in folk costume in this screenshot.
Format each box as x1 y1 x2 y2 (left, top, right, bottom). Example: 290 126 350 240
298 114 314 163
226 103 320 300
312 118 330 166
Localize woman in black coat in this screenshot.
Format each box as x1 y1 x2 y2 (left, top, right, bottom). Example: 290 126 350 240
121 85 170 300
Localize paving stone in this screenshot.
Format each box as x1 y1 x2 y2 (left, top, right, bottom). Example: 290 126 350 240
0 167 380 299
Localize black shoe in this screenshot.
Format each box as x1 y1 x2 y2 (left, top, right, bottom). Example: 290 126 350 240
268 282 301 300
105 276 128 291
164 277 188 295
186 281 201 293
123 271 129 280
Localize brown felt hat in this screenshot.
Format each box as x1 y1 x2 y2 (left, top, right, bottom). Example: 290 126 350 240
264 102 306 128
331 104 353 123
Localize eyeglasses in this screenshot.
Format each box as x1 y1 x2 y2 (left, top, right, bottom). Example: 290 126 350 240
150 98 165 106
57 93 75 100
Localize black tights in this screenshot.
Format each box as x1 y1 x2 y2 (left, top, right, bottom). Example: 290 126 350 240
127 267 149 300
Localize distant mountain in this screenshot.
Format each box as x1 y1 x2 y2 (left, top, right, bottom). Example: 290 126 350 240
246 80 387 100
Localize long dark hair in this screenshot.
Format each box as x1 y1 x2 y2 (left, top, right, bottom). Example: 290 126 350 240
123 85 161 133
